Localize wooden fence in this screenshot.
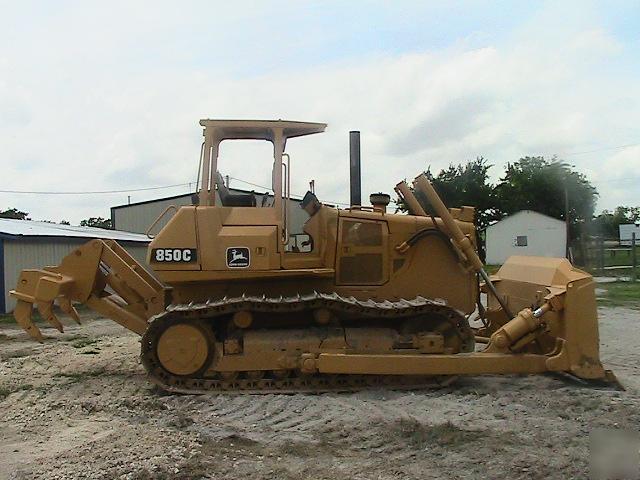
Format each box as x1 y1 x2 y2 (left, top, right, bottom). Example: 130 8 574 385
577 233 638 280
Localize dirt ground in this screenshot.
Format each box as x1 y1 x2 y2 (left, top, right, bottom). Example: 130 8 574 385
0 307 638 480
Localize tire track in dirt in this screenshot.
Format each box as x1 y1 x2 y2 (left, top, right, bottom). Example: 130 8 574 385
231 395 278 422
272 399 339 432
249 396 300 427
2 309 638 480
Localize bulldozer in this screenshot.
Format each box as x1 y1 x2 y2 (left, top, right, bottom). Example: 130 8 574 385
10 119 617 393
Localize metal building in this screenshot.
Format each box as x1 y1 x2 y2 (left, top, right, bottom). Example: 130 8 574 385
485 210 567 265
0 219 149 313
111 189 309 236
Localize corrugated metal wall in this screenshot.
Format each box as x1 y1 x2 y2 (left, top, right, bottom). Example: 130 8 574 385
112 194 195 235
2 238 149 313
112 193 308 236
284 198 309 236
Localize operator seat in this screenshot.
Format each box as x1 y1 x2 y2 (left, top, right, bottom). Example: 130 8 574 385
215 172 257 207
301 191 321 216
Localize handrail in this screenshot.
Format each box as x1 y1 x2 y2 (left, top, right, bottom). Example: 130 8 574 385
346 205 385 214
146 205 178 239
282 153 291 245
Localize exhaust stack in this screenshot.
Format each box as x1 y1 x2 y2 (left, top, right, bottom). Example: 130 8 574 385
349 131 361 207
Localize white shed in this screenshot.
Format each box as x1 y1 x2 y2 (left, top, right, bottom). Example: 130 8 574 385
485 210 566 265
0 219 150 313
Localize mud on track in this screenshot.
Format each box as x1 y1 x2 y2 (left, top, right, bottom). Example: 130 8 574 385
0 307 638 480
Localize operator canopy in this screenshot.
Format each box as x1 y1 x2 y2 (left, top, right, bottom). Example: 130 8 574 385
199 119 327 145
197 119 327 208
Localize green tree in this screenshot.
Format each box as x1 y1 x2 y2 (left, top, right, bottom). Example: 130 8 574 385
426 157 498 231
0 208 30 220
397 157 497 230
494 157 597 240
395 157 497 261
591 206 640 238
80 217 112 229
37 219 71 225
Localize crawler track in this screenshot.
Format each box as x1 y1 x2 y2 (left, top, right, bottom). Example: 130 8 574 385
140 292 474 394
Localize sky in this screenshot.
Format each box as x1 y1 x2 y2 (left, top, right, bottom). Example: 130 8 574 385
0 0 638 224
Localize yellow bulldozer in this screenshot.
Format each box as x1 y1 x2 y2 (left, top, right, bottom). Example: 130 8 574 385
10 119 617 393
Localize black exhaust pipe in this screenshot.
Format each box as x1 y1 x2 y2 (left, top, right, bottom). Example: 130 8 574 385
349 131 361 207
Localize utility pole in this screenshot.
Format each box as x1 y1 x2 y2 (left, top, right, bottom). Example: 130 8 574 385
632 232 637 282
564 184 570 259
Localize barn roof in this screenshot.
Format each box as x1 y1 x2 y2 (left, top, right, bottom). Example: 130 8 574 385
110 188 304 210
484 210 565 231
0 219 149 243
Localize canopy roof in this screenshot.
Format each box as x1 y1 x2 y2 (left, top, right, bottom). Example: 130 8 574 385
199 119 327 142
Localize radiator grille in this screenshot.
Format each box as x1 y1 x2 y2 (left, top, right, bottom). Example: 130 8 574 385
339 253 383 284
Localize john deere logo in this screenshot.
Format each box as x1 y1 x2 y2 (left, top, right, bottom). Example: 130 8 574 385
226 247 250 268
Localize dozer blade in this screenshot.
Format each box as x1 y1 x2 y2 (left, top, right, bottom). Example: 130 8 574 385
476 255 618 386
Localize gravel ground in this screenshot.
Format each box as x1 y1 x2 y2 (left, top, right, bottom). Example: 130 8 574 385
0 307 638 480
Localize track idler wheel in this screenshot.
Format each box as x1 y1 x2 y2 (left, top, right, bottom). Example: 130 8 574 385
152 319 213 377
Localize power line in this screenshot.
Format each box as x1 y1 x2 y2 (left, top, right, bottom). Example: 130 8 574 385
228 176 350 205
228 177 272 193
3 140 637 196
591 177 640 185
229 176 373 207
0 173 401 207
562 142 640 157
0 183 193 195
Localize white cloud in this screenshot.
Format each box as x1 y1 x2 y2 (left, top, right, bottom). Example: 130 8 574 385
0 2 638 223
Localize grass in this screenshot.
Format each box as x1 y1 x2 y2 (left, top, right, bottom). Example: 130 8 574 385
0 310 45 325
53 367 108 384
597 281 640 308
0 313 21 325
602 246 640 268
584 245 639 274
484 264 501 275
